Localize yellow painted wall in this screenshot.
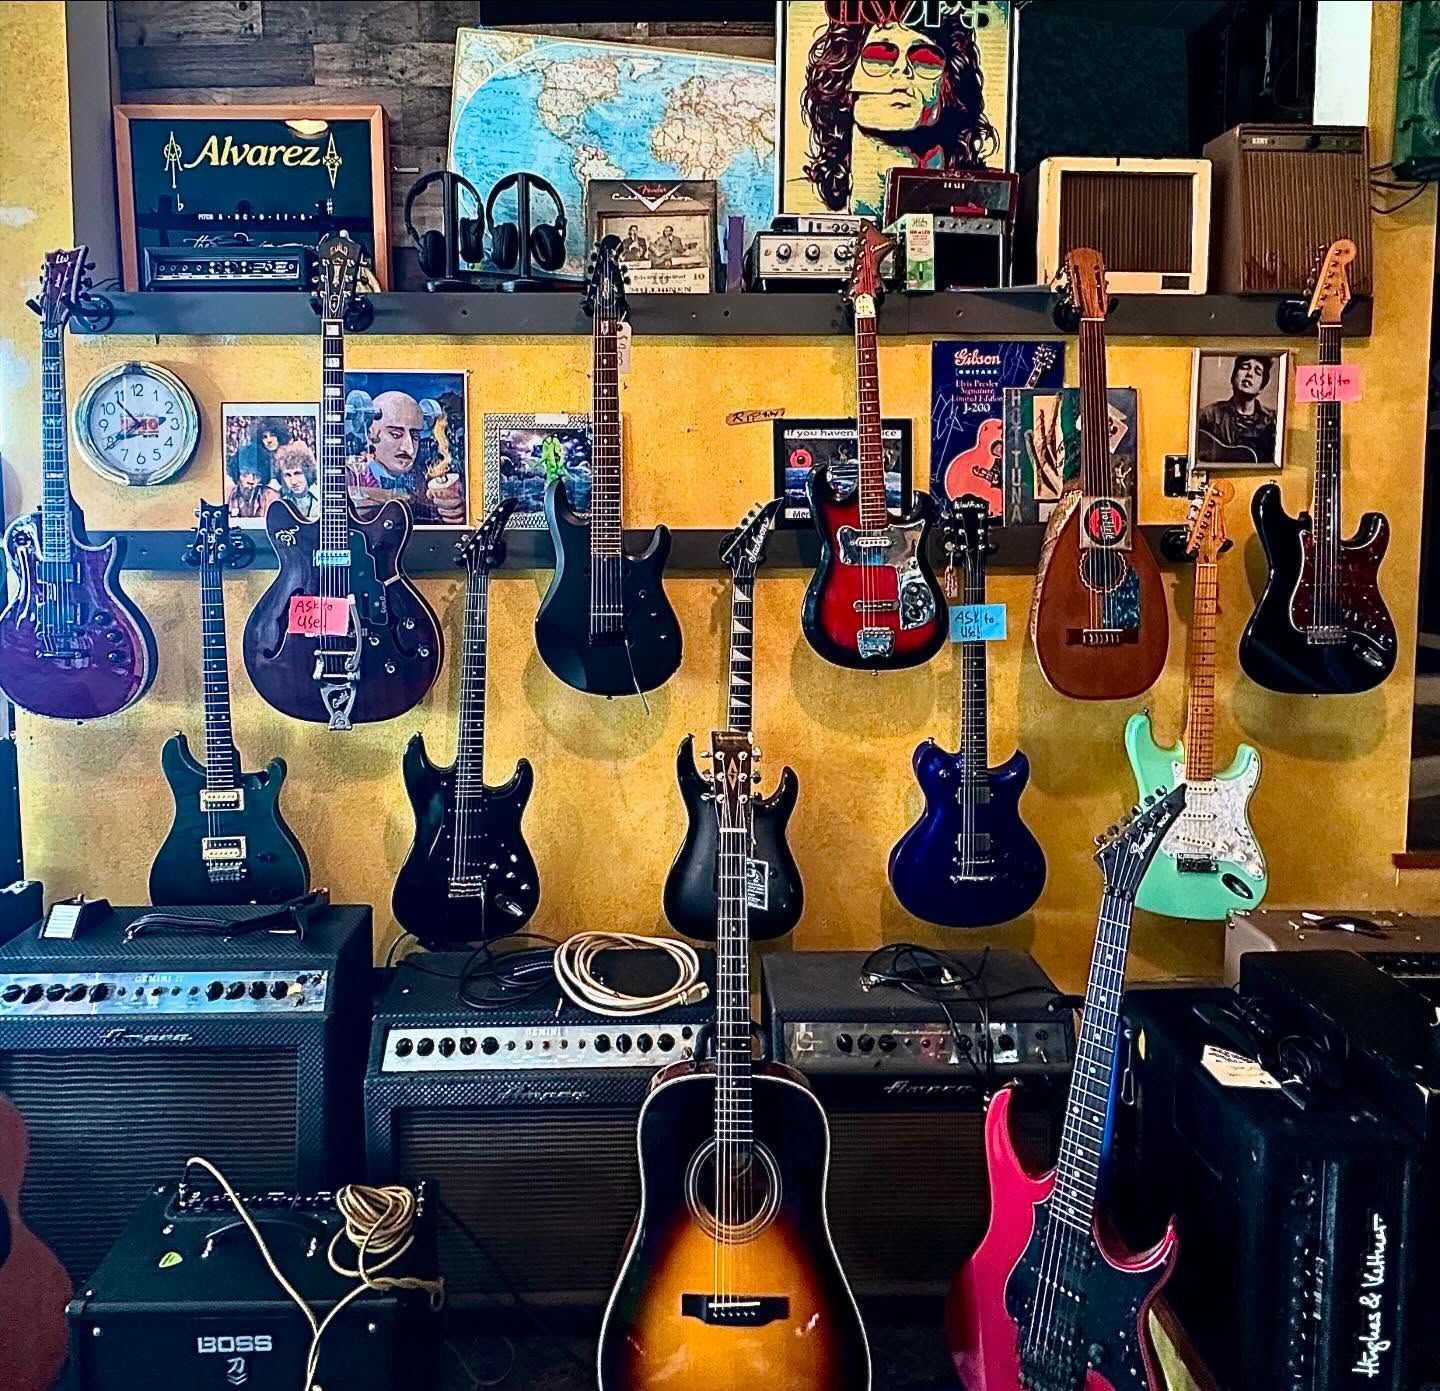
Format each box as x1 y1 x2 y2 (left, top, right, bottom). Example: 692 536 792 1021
0 4 1434 991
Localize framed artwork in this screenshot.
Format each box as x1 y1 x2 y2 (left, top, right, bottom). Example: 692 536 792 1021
343 370 469 527
773 417 912 527
484 414 594 530
587 180 719 293
777 1 1015 219
1003 387 1137 526
1189 349 1289 471
221 403 321 527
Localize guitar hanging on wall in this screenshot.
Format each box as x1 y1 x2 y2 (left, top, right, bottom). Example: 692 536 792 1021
534 235 682 697
1125 479 1267 920
149 503 310 906
802 223 947 671
1029 248 1168 700
392 498 539 948
0 248 157 721
665 501 802 941
888 497 1046 928
241 232 442 729
1238 238 1396 695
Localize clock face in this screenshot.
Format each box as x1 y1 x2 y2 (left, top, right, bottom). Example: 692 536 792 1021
76 363 199 486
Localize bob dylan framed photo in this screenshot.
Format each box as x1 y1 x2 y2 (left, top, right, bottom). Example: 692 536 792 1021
1189 349 1289 471
222 403 321 527
484 413 594 531
113 104 390 291
773 417 912 528
586 180 718 293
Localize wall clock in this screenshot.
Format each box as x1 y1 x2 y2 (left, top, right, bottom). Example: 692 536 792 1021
74 361 201 486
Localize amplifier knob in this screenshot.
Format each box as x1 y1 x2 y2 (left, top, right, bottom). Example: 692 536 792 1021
998 1034 1016 1053
66 985 87 1002
615 1035 632 1054
24 985 43 1004
804 242 821 262
481 1037 499 1055
439 1037 456 1057
657 1033 675 1052
249 982 267 1000
1 985 22 1003
956 1034 972 1052
225 982 246 1001
270 981 289 1000
835 1033 853 1053
878 1035 897 1053
90 984 110 1003
206 981 225 1001
45 985 65 1002
594 1034 611 1053
836 242 853 261
394 1037 413 1058
416 1038 435 1057
775 243 793 262
636 1033 653 1052
459 1036 477 1056
857 1035 875 1054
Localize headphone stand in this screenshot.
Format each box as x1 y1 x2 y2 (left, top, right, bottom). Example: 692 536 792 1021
493 172 582 293
428 173 485 292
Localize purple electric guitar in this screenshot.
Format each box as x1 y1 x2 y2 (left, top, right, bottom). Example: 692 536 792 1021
0 249 156 719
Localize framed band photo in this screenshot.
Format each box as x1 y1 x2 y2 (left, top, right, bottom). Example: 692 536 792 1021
1189 349 1289 471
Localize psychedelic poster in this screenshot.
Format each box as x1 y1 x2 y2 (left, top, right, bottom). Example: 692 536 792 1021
1003 387 1138 526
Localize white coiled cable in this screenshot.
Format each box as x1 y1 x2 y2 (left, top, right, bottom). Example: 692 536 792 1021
553 931 709 1017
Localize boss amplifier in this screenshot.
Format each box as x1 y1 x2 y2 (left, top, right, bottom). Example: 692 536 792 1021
1224 907 1440 985
1118 986 1422 1391
761 950 1072 1299
142 244 315 291
0 905 371 1284
364 949 715 1308
67 1182 438 1391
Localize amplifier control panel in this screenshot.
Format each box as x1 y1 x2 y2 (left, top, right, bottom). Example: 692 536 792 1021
781 1020 1070 1072
382 1022 699 1072
0 969 328 1015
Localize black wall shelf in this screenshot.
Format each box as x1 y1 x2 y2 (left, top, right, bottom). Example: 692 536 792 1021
77 290 1371 340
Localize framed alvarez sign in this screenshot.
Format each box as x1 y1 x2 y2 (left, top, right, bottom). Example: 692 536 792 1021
113 105 391 291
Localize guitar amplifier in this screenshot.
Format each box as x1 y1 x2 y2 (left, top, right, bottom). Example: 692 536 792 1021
1204 124 1373 296
0 905 371 1284
1017 156 1212 293
364 949 715 1308
1224 907 1440 985
1117 986 1422 1391
761 950 1073 1300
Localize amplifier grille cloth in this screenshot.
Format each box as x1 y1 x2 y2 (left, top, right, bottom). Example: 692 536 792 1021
0 1049 298 1282
1059 172 1193 272
1243 150 1369 293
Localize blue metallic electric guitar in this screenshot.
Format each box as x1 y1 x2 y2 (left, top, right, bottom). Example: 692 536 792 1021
888 497 1046 927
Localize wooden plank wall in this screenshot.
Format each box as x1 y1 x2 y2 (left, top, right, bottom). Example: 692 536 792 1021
114 1 776 245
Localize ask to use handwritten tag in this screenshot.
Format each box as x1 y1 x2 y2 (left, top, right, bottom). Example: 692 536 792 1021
287 595 351 637
949 603 1007 643
1201 1044 1282 1090
1295 363 1364 403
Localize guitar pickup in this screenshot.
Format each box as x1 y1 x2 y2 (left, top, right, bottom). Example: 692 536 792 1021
201 837 247 863
1306 625 1346 647
1176 856 1218 875
199 788 244 812
315 550 351 568
852 600 899 614
681 1294 789 1327
1067 627 1139 647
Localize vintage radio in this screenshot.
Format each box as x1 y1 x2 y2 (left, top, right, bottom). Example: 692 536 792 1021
1224 907 1440 985
364 950 715 1307
0 905 371 1282
761 950 1072 1299
1018 156 1212 294
1204 124 1373 296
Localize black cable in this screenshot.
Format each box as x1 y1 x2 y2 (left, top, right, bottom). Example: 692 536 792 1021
1373 184 1430 215
395 934 559 1011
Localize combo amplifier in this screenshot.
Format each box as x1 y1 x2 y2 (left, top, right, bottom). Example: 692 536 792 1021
364 949 715 1308
761 950 1073 1300
142 243 316 291
1117 986 1422 1391
1204 124 1373 296
1224 907 1440 985
0 905 371 1283
67 1182 439 1391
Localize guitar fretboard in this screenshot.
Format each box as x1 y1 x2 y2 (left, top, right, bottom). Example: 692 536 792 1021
200 561 239 789
39 329 73 565
319 321 352 568
1077 317 1113 501
854 310 889 532
726 571 755 734
1312 323 1344 631
1184 558 1219 781
957 554 990 785
715 815 753 1160
454 563 490 797
591 315 623 557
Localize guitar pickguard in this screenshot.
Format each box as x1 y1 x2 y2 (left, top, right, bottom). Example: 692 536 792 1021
835 523 937 632
1161 763 1264 879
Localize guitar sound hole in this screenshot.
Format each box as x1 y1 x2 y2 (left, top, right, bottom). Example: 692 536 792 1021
683 1139 782 1244
1078 549 1129 593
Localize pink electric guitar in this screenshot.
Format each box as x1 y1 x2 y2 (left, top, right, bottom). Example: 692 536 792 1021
945 786 1186 1391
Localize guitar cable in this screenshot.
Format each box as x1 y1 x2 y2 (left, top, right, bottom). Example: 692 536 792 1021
553 931 709 1017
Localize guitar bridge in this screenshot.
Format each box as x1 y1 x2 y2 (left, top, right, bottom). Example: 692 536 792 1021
1067 627 1139 647
680 1294 789 1327
856 627 895 660
313 598 362 731
199 788 244 812
1305 624 1346 647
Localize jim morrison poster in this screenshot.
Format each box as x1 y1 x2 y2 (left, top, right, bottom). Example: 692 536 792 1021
778 1 1014 218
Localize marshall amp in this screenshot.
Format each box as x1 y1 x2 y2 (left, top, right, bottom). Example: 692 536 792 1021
761 950 1072 1299
0 905 371 1284
364 950 715 1308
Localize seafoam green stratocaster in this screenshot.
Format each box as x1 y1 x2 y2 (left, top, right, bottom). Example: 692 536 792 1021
1125 480 1267 919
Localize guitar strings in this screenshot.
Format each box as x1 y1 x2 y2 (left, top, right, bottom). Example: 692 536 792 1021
451 554 489 891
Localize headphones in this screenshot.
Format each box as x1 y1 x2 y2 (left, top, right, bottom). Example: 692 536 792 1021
485 173 568 272
404 171 486 279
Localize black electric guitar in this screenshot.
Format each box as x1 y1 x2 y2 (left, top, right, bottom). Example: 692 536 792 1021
149 503 309 905
1239 238 1397 694
241 233 443 728
599 731 870 1391
664 501 802 941
534 235 682 697
392 499 539 948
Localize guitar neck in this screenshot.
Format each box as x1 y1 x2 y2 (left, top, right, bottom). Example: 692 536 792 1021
854 308 889 530
591 313 623 558
199 561 239 788
1078 317 1112 499
1312 323 1343 620
959 556 990 777
39 329 73 562
1184 559 1219 780
715 816 753 1158
726 570 756 734
455 565 490 793
319 317 352 563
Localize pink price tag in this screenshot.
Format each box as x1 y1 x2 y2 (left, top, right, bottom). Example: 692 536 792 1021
287 595 351 637
1295 364 1363 404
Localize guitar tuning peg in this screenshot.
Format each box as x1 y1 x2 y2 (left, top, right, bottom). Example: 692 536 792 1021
1153 787 1166 798
1107 825 1118 838
1131 805 1142 818
752 772 763 784
751 748 762 759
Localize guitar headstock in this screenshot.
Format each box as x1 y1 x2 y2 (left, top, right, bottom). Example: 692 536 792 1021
29 247 91 332
719 499 781 580
184 500 253 570
585 235 630 323
710 730 753 831
1184 478 1235 565
1061 247 1109 321
1307 239 1355 325
845 221 896 315
945 493 996 572
314 231 366 322
457 497 518 574
1094 786 1188 898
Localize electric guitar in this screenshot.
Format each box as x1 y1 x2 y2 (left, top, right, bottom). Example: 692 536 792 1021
534 235 682 696
665 501 802 941
945 786 1187 1391
942 346 1057 503
241 233 443 729
392 498 539 948
598 730 870 1391
1125 480 1267 919
888 497 1046 927
1029 249 1167 700
149 503 310 906
0 248 157 720
1238 238 1396 694
803 223 946 670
